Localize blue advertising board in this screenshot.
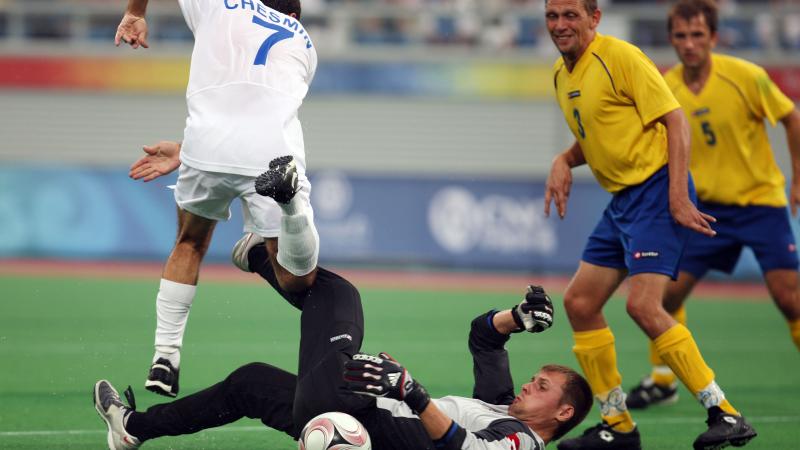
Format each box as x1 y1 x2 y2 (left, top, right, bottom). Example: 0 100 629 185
0 165 778 278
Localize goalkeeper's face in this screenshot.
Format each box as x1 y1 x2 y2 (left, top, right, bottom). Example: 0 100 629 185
508 370 574 427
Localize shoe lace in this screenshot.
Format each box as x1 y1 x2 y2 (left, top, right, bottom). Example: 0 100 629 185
123 385 137 411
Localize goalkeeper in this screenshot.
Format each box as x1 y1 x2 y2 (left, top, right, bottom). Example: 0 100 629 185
93 242 592 450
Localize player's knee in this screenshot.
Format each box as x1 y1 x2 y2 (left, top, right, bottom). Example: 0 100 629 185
277 269 317 293
563 292 597 322
625 295 659 323
228 362 274 386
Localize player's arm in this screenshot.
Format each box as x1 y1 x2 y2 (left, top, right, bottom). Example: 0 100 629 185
470 286 554 404
129 140 181 182
344 354 503 449
344 354 447 437
116 0 150 49
544 140 585 219
781 108 800 216
659 108 716 236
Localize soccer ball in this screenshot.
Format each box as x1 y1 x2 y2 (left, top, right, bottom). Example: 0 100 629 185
298 411 371 450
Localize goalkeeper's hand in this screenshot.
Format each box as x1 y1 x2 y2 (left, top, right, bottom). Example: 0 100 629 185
344 352 431 414
511 285 554 333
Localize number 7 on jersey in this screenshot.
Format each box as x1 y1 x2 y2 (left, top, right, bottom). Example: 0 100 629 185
252 16 294 66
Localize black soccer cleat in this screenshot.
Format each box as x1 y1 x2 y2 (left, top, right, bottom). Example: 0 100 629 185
557 422 641 450
94 380 141 449
145 358 180 398
625 377 679 409
693 407 757 450
255 155 298 204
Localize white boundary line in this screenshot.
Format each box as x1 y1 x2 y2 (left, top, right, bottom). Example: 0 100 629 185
2 416 799 438
0 426 266 437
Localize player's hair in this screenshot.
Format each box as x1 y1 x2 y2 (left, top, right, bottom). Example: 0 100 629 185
540 364 593 441
668 0 718 35
260 0 302 20
545 0 598 14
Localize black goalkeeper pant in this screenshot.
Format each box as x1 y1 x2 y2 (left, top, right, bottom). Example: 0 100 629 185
127 246 435 448
126 246 373 441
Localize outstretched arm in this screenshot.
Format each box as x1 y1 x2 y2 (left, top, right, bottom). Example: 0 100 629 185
781 108 800 216
470 286 554 404
116 0 150 48
129 141 181 182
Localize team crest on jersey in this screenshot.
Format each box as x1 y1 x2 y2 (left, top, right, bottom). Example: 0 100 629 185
568 90 581 99
692 107 710 117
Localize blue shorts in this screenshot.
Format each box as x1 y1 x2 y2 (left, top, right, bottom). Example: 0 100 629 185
680 202 799 278
582 166 694 280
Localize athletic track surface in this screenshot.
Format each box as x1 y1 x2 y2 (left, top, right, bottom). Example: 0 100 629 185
0 258 771 301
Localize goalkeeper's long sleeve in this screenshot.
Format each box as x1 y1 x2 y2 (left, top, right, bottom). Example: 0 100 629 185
468 311 515 405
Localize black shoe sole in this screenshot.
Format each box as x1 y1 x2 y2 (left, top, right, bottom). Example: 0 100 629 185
694 432 757 450
254 158 297 203
269 155 293 169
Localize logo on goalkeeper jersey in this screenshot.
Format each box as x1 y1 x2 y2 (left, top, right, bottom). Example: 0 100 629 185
633 251 659 259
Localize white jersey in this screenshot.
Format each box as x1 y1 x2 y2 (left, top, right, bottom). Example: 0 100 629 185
375 396 546 450
176 0 317 177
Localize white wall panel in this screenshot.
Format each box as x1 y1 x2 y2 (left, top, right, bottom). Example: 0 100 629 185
0 91 572 177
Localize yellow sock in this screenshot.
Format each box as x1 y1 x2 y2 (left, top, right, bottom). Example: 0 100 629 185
654 324 738 415
790 319 800 351
648 306 686 386
573 328 636 433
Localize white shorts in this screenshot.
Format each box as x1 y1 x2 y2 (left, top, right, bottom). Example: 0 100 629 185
173 164 313 237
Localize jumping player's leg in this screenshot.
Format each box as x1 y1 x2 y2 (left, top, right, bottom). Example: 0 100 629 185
252 156 319 293
267 237 317 293
147 207 216 397
148 165 238 397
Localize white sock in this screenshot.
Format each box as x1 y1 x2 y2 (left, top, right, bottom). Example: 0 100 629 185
276 196 319 276
696 380 727 409
153 279 196 367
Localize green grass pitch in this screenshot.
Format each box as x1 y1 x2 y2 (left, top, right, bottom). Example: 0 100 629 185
0 274 798 449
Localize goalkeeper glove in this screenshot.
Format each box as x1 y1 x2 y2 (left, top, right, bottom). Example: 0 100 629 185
344 352 431 414
511 285 554 333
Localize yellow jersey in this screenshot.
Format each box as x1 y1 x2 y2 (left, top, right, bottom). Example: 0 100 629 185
553 33 680 193
664 54 795 207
